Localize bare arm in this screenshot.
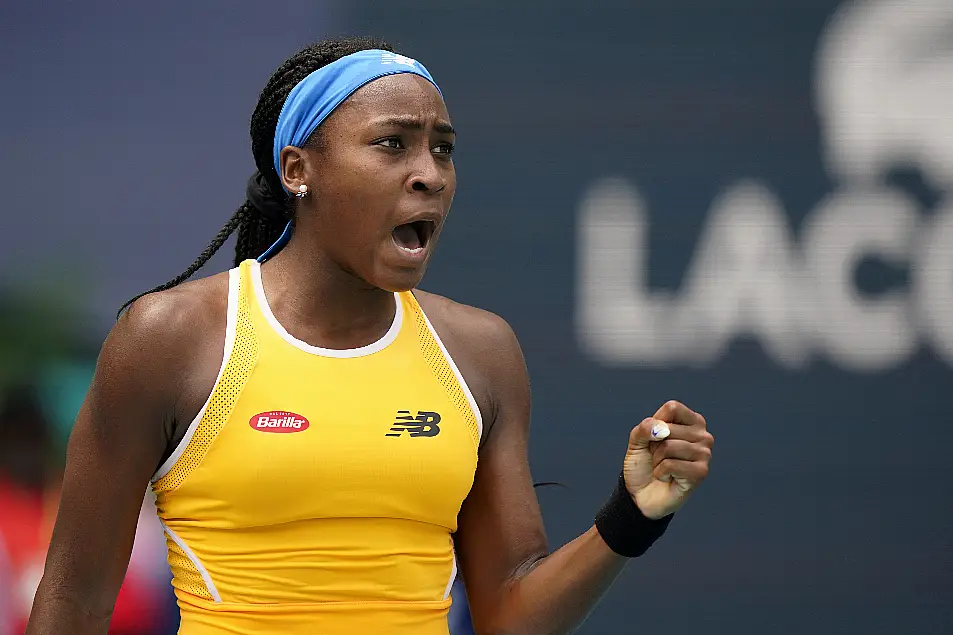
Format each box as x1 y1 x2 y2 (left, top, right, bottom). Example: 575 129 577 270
25 290 213 635
452 314 624 635
453 312 712 635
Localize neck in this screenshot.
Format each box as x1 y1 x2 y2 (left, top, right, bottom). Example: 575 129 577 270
257 231 396 350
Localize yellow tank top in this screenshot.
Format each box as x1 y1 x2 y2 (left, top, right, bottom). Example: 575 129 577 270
150 259 481 635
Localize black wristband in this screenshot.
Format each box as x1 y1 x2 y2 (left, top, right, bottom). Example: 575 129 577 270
594 472 673 557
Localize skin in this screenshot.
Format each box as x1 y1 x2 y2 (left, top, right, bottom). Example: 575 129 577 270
26 72 713 635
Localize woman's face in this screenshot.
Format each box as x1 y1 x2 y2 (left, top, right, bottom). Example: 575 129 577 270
281 73 456 292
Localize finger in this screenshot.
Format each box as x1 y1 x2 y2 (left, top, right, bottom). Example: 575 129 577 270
628 418 671 450
661 424 715 446
653 400 701 427
650 439 711 466
653 458 709 485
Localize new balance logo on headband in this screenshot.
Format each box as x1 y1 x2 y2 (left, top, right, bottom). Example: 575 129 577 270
386 410 441 437
380 53 419 68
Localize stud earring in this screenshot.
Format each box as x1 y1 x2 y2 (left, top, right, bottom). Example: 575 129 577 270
295 184 308 198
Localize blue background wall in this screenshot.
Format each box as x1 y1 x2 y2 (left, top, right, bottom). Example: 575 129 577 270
2 1 950 633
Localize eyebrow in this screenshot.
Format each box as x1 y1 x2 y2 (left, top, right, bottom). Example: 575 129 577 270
371 115 456 136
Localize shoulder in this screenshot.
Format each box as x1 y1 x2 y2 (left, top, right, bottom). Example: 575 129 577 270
413 290 528 439
78 270 233 464
413 289 519 353
116 272 230 354
100 272 231 402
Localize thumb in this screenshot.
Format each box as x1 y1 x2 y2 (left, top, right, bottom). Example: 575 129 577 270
628 418 670 450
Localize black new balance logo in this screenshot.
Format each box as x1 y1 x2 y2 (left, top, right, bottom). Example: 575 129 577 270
386 410 441 437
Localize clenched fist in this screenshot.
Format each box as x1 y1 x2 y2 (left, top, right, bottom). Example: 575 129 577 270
624 401 714 520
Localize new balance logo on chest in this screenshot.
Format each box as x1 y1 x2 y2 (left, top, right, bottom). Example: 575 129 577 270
386 410 441 437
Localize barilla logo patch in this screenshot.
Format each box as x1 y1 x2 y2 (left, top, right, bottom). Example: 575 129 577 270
250 410 310 433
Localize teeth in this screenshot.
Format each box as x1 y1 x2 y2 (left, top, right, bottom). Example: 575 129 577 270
398 245 423 253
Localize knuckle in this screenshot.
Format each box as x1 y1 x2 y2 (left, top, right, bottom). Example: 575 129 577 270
696 412 708 428
633 419 653 439
664 399 681 411
629 421 646 439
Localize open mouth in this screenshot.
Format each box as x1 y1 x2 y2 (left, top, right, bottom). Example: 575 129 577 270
391 220 435 253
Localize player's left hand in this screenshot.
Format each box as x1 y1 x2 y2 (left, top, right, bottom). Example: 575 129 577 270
623 400 714 520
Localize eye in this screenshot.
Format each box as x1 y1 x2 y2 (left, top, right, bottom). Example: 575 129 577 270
374 137 404 150
433 142 455 156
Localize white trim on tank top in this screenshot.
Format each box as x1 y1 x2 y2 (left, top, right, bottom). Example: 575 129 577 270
415 303 484 442
151 267 240 483
159 520 222 603
250 260 403 358
443 546 458 600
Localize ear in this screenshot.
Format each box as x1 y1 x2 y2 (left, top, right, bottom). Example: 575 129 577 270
278 145 313 193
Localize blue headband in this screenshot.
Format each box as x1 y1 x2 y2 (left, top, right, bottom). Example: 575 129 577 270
272 49 441 188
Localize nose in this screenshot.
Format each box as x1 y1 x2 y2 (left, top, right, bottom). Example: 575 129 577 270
406 154 447 194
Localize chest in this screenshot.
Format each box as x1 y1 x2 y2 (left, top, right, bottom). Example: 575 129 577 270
176 349 479 530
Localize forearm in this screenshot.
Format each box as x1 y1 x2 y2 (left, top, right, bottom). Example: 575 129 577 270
25 587 112 635
478 526 627 635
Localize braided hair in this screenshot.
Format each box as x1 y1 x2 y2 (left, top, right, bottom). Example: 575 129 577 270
117 36 394 317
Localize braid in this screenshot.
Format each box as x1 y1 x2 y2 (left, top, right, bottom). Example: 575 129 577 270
118 36 394 317
234 204 288 267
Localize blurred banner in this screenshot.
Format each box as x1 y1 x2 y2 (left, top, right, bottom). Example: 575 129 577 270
577 0 953 373
2 1 950 634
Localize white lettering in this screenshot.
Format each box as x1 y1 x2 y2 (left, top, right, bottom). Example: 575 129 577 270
675 182 808 369
576 178 674 365
575 178 953 371
801 187 919 371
